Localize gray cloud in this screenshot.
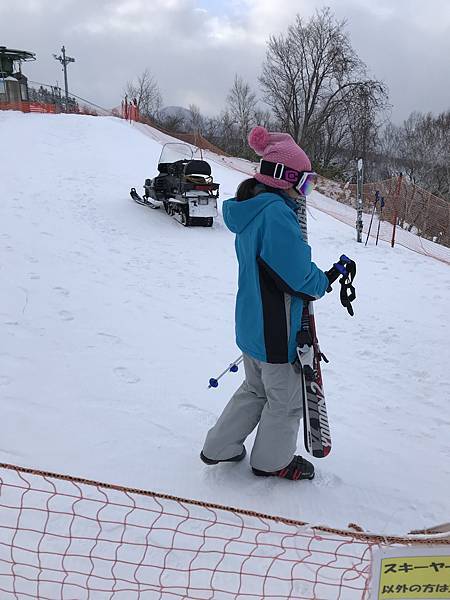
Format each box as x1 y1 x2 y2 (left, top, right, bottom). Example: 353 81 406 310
1 0 449 122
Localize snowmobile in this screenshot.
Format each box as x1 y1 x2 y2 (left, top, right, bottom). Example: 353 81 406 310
130 143 219 227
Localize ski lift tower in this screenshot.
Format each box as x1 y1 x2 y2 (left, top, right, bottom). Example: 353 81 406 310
0 46 36 104
53 46 75 111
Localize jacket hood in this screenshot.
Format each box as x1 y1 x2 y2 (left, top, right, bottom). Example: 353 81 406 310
222 193 283 234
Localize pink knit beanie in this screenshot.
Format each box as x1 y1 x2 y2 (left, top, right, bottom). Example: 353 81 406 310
248 126 311 190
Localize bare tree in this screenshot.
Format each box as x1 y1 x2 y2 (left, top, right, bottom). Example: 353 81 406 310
379 110 450 200
378 122 403 177
345 83 389 178
259 8 387 166
208 110 239 155
315 104 351 169
253 107 275 130
202 116 222 144
159 113 186 132
226 74 257 155
126 69 162 120
188 103 204 133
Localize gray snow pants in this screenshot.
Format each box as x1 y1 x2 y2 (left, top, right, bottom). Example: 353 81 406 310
202 354 303 472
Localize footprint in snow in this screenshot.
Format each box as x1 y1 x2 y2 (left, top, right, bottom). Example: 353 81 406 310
97 332 122 344
29 273 40 280
314 471 342 487
53 286 70 296
0 446 23 458
0 376 12 386
59 310 74 321
113 367 140 384
179 403 217 426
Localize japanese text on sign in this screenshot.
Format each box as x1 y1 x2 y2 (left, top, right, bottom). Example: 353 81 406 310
372 547 450 599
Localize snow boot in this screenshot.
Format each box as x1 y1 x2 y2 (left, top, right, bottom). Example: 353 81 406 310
252 455 315 480
200 446 246 465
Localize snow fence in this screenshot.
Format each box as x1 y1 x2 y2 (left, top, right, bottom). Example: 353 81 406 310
209 153 450 266
2 97 449 265
1 463 448 600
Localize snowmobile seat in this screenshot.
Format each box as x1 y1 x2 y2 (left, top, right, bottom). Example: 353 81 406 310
168 160 190 176
157 163 171 174
184 160 211 177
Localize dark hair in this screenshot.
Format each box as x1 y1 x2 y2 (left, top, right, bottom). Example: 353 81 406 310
236 177 286 201
236 177 258 201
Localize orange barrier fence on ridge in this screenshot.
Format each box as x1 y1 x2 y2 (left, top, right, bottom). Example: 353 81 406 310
2 98 449 264
1 463 448 600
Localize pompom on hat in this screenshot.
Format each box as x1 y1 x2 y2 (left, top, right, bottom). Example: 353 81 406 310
248 126 311 190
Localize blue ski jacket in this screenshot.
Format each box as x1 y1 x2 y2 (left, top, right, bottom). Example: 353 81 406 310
223 190 328 364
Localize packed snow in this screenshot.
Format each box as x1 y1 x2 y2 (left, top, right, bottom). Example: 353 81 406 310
1 111 449 536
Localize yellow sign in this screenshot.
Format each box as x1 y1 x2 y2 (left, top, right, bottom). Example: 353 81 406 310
371 547 450 600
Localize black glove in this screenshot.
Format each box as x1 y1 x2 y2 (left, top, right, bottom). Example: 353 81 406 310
325 262 348 290
325 255 357 316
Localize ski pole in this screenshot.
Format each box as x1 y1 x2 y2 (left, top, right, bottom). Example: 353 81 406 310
376 196 385 245
208 355 244 388
365 191 380 246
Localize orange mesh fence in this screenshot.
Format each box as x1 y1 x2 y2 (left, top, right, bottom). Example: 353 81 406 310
3 97 449 263
198 153 450 264
183 151 450 264
0 100 103 117
0 101 60 114
0 463 372 599
121 101 230 156
214 156 450 264
314 176 450 264
1 463 449 600
358 177 450 249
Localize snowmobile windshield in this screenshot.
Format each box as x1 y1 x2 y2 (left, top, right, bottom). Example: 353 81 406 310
158 143 193 166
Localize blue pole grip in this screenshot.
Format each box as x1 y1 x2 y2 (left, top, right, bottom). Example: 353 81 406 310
208 355 243 389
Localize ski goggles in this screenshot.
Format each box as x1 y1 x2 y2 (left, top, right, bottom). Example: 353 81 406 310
294 172 318 196
259 160 317 196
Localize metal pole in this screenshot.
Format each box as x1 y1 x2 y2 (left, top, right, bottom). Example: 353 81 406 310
0 49 9 104
53 46 75 112
376 197 385 245
62 46 69 107
391 174 403 248
1 71 7 104
365 190 379 246
356 158 364 243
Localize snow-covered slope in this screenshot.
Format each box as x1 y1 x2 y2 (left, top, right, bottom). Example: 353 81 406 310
0 111 449 535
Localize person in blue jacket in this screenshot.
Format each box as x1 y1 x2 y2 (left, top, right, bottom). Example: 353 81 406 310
201 126 329 481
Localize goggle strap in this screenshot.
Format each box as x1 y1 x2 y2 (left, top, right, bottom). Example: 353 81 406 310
259 160 304 185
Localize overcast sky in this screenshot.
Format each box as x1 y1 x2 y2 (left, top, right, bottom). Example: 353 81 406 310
1 0 449 123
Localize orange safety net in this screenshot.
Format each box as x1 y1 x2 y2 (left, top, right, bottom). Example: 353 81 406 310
0 463 377 599
1 463 448 600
